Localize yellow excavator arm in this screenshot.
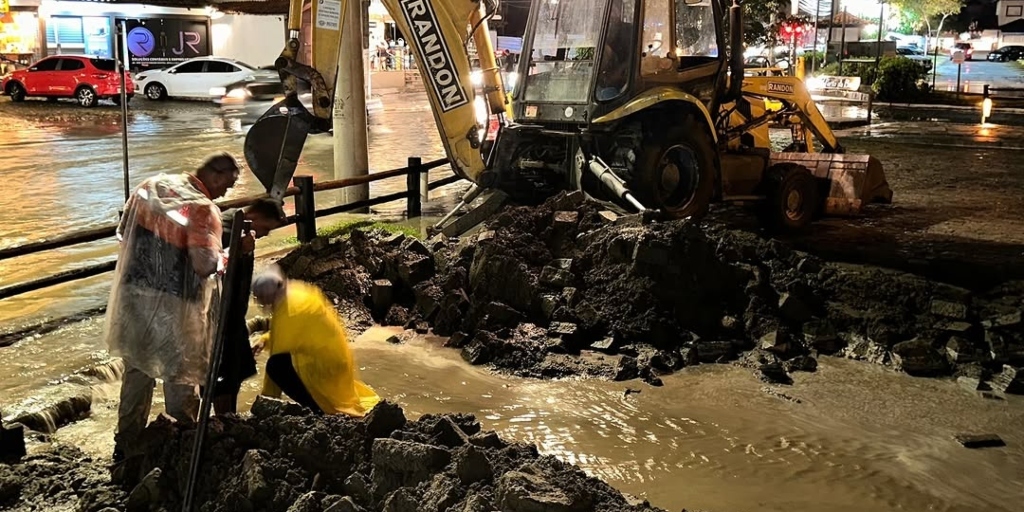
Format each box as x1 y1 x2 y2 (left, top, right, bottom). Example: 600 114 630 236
245 0 506 200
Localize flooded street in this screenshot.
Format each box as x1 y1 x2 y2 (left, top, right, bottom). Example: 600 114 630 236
3 95 1024 512
0 94 464 326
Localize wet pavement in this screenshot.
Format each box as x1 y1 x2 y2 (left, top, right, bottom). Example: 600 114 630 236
932 58 1024 94
1 93 1024 511
0 93 466 326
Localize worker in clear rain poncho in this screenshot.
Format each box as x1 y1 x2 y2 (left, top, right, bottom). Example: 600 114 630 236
104 152 248 464
251 267 381 416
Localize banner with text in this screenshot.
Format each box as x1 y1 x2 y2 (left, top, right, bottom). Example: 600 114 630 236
117 17 210 68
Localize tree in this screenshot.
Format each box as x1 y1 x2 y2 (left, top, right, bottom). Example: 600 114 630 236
890 0 964 46
743 0 787 47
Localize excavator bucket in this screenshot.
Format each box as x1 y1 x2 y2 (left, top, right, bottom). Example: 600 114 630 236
770 152 893 216
244 95 316 201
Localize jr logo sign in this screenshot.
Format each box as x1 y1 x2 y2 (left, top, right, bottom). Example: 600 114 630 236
171 32 202 56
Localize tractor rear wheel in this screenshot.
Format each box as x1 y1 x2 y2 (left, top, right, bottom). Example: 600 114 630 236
760 163 820 232
635 114 716 219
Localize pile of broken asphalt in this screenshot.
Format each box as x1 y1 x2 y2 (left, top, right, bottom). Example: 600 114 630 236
277 191 1024 392
0 399 666 512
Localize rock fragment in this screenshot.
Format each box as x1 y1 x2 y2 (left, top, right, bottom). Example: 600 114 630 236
954 433 1006 449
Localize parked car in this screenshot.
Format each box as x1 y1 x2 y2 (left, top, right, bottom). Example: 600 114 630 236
950 42 973 60
987 45 1024 62
134 57 274 100
213 75 382 126
1 55 134 107
896 48 933 72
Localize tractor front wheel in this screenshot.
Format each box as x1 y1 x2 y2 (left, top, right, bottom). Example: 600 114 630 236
635 115 716 219
760 163 821 232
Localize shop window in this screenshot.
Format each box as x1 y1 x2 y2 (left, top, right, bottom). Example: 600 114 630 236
46 16 86 53
58 58 85 71
83 17 111 58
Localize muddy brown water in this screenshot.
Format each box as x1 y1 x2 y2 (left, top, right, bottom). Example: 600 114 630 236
4 322 1023 512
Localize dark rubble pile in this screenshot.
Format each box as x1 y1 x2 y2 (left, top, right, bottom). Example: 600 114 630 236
278 192 1024 390
0 445 126 512
120 398 664 512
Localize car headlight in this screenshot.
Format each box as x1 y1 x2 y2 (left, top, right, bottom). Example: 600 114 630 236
209 87 227 97
226 88 249 99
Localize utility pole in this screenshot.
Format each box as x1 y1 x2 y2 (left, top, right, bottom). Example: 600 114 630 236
334 0 370 211
811 0 822 73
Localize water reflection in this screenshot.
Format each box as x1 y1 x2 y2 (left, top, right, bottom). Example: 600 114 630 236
33 327 1024 512
0 93 464 325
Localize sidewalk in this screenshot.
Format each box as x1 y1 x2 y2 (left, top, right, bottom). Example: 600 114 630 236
836 120 1024 149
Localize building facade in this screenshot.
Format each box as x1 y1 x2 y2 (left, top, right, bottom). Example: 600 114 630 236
0 1 284 72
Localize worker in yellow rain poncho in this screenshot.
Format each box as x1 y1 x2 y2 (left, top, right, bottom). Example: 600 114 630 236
251 267 380 416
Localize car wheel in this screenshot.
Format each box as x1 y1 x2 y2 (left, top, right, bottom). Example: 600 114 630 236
145 83 167 101
76 86 98 108
7 82 25 102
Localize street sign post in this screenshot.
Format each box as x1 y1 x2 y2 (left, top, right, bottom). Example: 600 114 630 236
952 50 965 94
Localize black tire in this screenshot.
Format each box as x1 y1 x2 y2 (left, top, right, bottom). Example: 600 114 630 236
7 82 25 102
760 163 821 232
634 114 716 219
145 83 167 101
76 86 98 108
112 94 132 106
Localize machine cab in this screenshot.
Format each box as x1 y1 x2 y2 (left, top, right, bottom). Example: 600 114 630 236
513 0 728 125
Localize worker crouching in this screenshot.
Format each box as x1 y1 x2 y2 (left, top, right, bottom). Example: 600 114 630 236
251 267 380 416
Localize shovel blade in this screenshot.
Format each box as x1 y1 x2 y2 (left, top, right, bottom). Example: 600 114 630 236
243 97 315 201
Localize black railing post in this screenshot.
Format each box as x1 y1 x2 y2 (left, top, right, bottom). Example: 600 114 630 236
407 157 422 218
294 175 317 243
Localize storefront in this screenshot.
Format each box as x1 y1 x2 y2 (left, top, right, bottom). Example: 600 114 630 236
38 1 213 70
1 0 43 73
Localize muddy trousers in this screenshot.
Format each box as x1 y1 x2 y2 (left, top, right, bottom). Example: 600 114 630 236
266 353 323 414
114 365 200 458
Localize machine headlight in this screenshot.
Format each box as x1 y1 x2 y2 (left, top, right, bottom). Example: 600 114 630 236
474 97 488 142
471 70 483 87
226 88 249 99
506 72 518 90
209 86 227 97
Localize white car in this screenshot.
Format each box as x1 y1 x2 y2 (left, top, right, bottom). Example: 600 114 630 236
134 57 271 100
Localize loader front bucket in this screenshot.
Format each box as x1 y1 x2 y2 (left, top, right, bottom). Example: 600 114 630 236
770 152 893 216
243 95 316 201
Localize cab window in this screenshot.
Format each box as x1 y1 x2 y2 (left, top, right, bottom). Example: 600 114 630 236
674 0 718 59
595 0 637 100
640 0 674 77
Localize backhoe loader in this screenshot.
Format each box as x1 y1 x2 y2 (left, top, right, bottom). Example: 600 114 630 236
244 0 891 234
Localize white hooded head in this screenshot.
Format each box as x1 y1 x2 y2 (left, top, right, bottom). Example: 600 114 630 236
252 265 287 308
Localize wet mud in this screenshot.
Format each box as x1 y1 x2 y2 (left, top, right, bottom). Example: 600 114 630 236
277 192 1024 390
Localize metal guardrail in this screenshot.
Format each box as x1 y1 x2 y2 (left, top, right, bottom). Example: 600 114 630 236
0 157 456 302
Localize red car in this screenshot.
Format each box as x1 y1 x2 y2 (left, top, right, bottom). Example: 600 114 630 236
2 55 134 107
